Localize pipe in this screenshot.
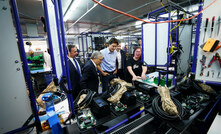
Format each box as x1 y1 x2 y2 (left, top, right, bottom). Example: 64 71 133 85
92 0 217 24
141 24 144 62
63 0 74 18
81 34 85 58
191 2 202 73
90 36 94 52
57 0 75 113
174 10 179 77
108 0 159 23
155 19 157 66
85 34 89 57
54 0 66 77
10 0 41 132
129 109 144 119
166 7 171 86
43 0 57 78
200 81 221 86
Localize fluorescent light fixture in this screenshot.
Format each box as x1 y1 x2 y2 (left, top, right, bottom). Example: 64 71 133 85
66 0 103 33
64 0 81 21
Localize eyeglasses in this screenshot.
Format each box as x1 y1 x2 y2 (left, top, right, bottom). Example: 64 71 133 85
98 58 103 61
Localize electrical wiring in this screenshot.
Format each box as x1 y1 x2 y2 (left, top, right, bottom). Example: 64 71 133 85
169 11 186 54
160 0 180 54
92 0 217 24
161 1 168 12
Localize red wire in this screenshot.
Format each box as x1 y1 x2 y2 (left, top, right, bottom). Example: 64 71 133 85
92 0 217 24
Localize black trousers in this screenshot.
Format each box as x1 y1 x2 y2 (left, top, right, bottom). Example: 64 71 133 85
101 72 117 92
117 69 126 80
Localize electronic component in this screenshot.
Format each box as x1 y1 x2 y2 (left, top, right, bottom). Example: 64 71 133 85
132 90 150 101
111 102 127 112
181 93 209 116
77 108 96 130
91 97 110 118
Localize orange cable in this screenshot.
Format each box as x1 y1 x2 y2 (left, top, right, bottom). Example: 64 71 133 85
92 0 217 24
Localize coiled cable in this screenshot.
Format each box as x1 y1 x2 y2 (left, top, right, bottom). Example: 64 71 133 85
73 89 96 110
152 95 184 121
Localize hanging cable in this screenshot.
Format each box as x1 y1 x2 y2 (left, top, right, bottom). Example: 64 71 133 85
92 0 217 24
161 0 168 12
169 11 186 54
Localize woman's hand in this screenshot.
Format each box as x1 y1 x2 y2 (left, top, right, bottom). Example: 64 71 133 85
141 74 147 80
132 75 138 81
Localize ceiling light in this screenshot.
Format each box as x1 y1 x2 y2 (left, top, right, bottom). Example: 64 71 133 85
64 0 81 21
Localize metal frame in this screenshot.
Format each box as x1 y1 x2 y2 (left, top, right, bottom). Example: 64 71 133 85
43 0 57 78
191 2 203 74
57 0 75 113
9 0 41 133
143 4 195 86
54 0 66 77
81 34 85 58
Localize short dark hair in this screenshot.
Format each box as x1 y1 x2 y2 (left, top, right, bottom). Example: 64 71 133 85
133 47 142 58
108 38 119 46
67 45 76 54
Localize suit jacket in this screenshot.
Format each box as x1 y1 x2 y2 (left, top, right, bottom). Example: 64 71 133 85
68 58 81 100
80 60 99 93
116 50 127 70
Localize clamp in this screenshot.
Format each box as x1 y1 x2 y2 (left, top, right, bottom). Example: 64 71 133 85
200 55 207 76
208 53 221 68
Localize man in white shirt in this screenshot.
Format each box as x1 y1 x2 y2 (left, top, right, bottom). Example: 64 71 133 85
97 38 119 92
116 43 127 80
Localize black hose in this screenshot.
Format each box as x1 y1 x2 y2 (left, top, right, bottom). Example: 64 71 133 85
152 95 184 121
73 89 96 110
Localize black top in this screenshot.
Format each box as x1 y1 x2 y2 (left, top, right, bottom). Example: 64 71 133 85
126 57 145 83
80 60 99 93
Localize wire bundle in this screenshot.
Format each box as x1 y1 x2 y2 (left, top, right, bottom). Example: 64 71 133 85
101 83 121 99
73 89 96 110
152 95 184 121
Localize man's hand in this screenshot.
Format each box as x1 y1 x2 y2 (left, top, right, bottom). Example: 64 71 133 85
102 72 109 76
113 70 117 75
141 74 147 80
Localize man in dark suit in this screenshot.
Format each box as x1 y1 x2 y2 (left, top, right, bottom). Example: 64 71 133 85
116 43 127 80
67 45 82 100
80 51 103 93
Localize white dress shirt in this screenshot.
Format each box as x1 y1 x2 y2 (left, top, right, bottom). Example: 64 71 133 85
116 51 122 69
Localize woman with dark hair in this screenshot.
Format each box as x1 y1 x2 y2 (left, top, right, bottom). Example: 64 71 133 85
125 47 147 83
